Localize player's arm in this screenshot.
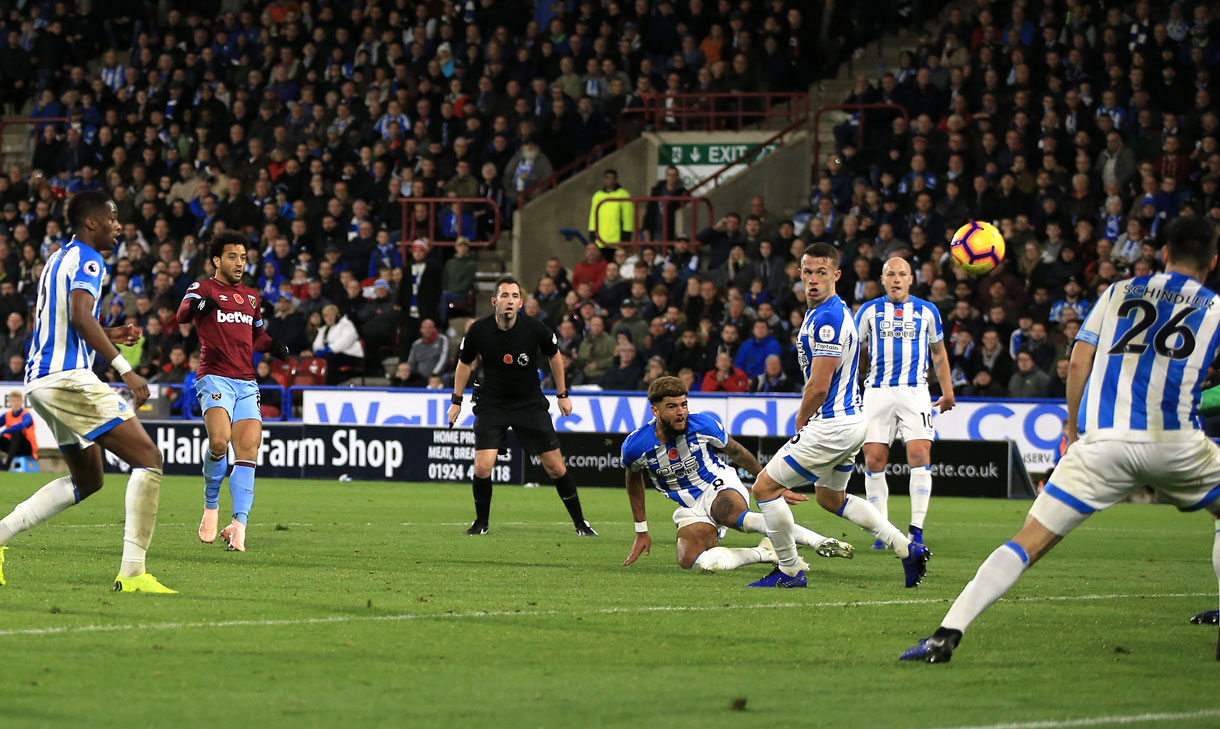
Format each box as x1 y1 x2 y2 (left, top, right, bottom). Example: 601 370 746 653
854 306 871 385
176 284 216 323
929 340 955 412
1063 340 1096 448
721 436 762 476
69 289 150 405
622 467 651 566
794 356 836 431
548 349 573 417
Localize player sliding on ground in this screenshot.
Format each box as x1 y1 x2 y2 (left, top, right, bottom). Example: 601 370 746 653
621 376 854 572
177 232 289 552
746 243 932 589
901 216 1220 663
0 190 172 593
855 257 955 548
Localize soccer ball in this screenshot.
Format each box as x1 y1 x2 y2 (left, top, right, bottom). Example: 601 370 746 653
950 221 1006 276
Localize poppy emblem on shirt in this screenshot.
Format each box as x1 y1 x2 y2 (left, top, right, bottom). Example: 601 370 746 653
503 354 513 364
894 308 904 318
233 294 244 304
667 447 679 460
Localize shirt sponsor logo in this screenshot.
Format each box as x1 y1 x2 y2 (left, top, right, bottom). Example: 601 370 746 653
216 311 254 325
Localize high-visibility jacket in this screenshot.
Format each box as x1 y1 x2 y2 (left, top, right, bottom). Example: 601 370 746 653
588 186 634 245
3 407 37 457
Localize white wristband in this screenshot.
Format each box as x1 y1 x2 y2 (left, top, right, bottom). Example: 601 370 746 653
111 354 132 376
634 521 648 533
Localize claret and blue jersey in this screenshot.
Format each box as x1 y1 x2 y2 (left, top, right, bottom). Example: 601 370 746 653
621 412 738 506
855 296 943 389
794 294 862 420
27 238 106 384
1075 271 1220 438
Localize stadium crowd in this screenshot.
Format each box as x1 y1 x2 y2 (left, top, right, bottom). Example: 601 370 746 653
0 0 861 405
5 0 1220 405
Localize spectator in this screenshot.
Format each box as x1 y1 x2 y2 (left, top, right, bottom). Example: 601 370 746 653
1008 350 1051 398
696 212 743 270
313 305 365 386
405 319 451 388
749 354 797 393
357 280 401 365
399 239 442 349
588 168 633 248
576 315 616 380
573 242 608 293
968 328 1012 397
1 354 21 382
599 341 644 391
701 351 749 393
735 320 782 379
502 137 553 205
615 299 650 347
644 165 688 241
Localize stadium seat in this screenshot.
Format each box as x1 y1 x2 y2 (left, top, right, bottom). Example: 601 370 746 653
299 357 327 379
259 404 281 419
10 456 39 473
291 372 321 388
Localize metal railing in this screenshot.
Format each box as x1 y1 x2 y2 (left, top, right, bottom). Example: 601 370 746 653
0 116 69 170
637 92 809 131
810 103 909 177
396 196 502 247
591 195 714 250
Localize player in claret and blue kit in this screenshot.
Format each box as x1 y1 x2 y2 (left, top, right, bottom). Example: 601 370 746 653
901 216 1220 663
177 232 289 553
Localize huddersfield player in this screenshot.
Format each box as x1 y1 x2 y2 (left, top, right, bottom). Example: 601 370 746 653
902 216 1220 663
746 243 932 588
0 191 172 592
855 257 955 548
621 376 854 572
177 232 288 552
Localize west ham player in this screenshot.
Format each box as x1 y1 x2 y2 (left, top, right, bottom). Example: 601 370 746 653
0 190 173 593
746 243 932 588
622 376 853 572
178 232 288 552
902 216 1220 664
855 257 955 548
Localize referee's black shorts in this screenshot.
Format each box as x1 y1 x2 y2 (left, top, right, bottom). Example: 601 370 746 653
473 405 561 455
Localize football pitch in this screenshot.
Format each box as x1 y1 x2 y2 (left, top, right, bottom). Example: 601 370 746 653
0 474 1217 729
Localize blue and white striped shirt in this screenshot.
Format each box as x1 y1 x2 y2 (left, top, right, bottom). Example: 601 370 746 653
622 412 738 507
855 296 943 389
795 294 862 420
26 238 105 384
100 65 124 92
1076 272 1220 439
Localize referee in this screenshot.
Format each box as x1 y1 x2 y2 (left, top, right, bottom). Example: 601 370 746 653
447 277 597 536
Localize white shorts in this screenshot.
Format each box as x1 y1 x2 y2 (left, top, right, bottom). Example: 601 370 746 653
863 386 934 444
764 416 866 491
26 369 134 450
670 471 751 535
1029 431 1220 536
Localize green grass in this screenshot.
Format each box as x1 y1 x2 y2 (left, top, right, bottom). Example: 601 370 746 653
0 474 1217 729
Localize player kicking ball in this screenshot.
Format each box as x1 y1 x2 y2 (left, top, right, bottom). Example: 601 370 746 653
855 257 955 547
746 243 932 589
177 232 289 552
901 216 1220 663
621 376 853 572
0 190 171 592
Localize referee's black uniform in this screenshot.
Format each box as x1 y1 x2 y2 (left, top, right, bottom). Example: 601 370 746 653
457 313 595 535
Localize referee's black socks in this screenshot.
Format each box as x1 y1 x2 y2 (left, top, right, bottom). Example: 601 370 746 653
472 476 493 524
554 473 586 525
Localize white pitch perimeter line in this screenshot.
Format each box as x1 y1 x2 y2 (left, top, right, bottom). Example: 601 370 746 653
919 708 1220 729
0 591 1209 639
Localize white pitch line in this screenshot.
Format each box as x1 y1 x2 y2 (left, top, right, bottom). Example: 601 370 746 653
919 708 1220 729
0 591 1209 639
